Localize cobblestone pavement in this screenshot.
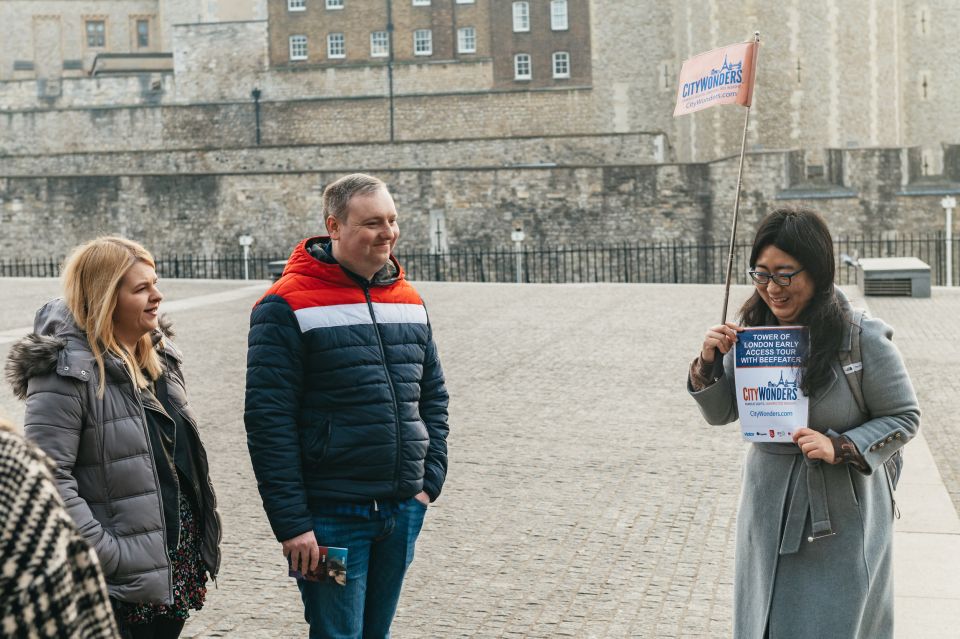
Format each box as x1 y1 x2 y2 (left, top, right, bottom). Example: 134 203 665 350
0 279 748 638
864 289 960 515
3 278 953 637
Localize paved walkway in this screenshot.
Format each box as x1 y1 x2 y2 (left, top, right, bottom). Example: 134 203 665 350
0 278 956 638
862 290 960 638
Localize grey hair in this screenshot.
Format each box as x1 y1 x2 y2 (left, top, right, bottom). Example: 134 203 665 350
322 173 387 222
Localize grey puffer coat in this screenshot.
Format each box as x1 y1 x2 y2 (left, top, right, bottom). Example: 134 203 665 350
4 299 221 605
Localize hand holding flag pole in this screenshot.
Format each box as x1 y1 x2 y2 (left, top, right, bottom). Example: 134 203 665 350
674 32 761 324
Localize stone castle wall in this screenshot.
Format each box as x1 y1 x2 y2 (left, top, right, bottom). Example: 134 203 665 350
0 133 667 176
1 144 956 259
1 87 604 155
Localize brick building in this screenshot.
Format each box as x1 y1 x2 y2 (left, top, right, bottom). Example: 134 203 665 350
267 0 588 88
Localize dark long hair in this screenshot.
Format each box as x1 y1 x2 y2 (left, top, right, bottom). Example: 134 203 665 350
738 208 845 397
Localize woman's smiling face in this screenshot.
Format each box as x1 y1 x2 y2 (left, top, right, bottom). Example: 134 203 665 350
753 244 815 325
112 261 163 348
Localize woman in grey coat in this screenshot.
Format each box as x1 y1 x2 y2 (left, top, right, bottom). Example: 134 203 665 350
5 237 221 639
688 209 919 639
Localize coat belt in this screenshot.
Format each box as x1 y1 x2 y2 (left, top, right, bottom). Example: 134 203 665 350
755 443 836 555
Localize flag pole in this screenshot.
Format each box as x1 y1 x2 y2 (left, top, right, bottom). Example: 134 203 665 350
720 31 760 324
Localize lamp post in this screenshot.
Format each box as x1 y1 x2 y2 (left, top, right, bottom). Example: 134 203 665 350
511 226 525 284
942 196 956 287
238 234 253 280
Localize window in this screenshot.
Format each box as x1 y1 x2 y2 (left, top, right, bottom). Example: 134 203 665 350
512 2 529 32
456 0 475 3
85 20 106 47
551 0 568 30
414 29 432 55
514 53 531 80
370 31 389 57
288 0 306 11
552 51 569 78
458 27 476 53
413 0 431 5
289 35 308 60
327 33 345 58
326 0 343 8
136 19 150 47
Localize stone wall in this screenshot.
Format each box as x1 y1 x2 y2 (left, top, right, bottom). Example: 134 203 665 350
0 72 175 111
1 144 956 259
0 87 602 155
0 133 667 176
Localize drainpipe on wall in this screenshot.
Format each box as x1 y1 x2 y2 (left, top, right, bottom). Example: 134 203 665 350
251 87 262 146
386 0 395 142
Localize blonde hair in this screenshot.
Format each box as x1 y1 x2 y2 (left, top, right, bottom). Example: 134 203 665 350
0 415 16 434
61 237 162 397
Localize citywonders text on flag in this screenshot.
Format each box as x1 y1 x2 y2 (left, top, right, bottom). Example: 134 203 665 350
673 40 759 117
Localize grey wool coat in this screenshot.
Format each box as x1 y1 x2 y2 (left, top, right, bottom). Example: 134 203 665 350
688 292 920 639
4 299 222 605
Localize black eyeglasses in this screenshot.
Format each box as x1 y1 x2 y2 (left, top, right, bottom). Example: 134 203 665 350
748 268 806 287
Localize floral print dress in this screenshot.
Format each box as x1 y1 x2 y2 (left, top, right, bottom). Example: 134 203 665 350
113 492 207 624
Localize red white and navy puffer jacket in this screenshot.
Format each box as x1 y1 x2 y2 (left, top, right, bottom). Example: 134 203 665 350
244 237 449 542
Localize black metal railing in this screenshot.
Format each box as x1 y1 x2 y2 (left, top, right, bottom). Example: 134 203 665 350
2 233 958 285
399 233 960 286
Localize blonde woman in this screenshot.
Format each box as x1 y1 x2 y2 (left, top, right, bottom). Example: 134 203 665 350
5 237 221 639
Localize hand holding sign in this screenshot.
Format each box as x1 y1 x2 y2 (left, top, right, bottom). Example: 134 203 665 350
701 321 743 363
793 428 836 463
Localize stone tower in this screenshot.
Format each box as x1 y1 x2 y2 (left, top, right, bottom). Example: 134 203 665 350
587 0 960 169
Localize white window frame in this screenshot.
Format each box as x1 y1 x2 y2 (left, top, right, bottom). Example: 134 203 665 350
552 51 570 78
326 0 344 9
514 53 531 80
288 0 306 12
370 31 389 57
550 0 568 31
327 33 345 58
414 29 432 56
456 0 475 3
413 0 431 5
457 27 476 53
289 35 308 60
135 18 150 48
512 2 530 32
85 20 107 48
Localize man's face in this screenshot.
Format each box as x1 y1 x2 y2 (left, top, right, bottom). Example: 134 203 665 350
327 187 400 279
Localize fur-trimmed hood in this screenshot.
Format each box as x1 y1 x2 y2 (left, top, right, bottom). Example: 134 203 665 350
5 298 179 400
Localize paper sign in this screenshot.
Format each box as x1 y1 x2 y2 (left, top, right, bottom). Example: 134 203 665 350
734 326 809 443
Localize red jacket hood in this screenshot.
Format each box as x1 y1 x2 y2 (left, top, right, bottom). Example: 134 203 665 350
282 236 405 285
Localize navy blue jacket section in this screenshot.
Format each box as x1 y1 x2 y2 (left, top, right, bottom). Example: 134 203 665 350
244 238 449 542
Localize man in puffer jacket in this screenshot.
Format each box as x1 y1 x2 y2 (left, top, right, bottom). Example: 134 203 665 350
244 173 450 638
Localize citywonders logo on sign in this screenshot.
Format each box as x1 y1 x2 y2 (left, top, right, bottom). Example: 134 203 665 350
673 40 759 116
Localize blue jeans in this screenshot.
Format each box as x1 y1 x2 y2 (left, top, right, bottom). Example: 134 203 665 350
297 498 427 639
